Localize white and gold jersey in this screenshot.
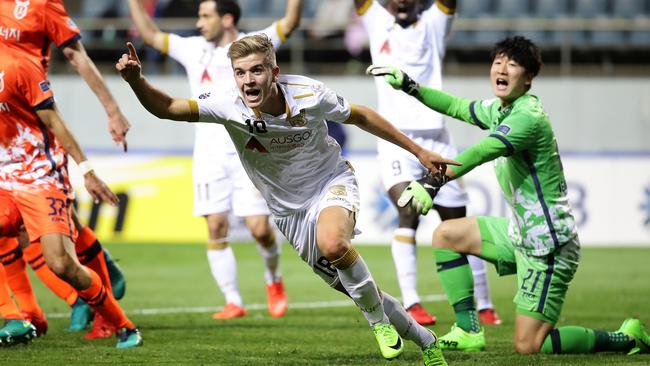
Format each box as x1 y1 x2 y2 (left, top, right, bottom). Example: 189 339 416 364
163 23 286 177
193 74 352 216
358 0 454 130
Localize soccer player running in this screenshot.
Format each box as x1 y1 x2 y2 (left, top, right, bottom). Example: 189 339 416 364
0 43 142 349
118 34 451 364
368 35 650 355
0 0 129 337
128 0 303 320
354 0 500 326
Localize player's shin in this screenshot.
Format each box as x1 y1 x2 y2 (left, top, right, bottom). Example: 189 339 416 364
381 291 436 348
540 326 635 354
0 238 42 317
23 243 78 305
468 255 493 311
207 239 243 307
434 248 480 333
331 247 387 324
0 263 23 320
76 268 134 330
256 233 281 284
75 227 113 294
391 228 419 308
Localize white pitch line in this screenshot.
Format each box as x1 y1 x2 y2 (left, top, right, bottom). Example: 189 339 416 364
46 294 447 319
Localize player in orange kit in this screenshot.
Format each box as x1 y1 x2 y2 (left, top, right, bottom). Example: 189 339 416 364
0 0 128 337
0 43 142 348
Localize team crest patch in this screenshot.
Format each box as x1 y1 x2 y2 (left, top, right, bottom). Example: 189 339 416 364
14 0 30 20
329 185 347 196
244 136 268 153
496 124 511 135
288 109 307 127
198 91 211 99
0 71 4 93
39 80 50 92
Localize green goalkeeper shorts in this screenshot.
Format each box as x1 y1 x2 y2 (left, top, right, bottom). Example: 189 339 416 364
477 216 581 324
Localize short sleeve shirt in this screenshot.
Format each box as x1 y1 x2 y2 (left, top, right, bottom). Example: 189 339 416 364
0 51 69 192
359 0 453 130
193 74 351 216
469 94 579 256
0 0 80 71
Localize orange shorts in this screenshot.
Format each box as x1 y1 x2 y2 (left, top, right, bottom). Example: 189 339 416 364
0 187 77 243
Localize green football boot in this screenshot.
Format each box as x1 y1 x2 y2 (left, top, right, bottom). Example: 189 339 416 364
618 318 650 355
438 323 485 352
0 320 37 346
116 327 143 349
104 248 126 300
422 337 448 366
68 297 92 332
371 323 403 360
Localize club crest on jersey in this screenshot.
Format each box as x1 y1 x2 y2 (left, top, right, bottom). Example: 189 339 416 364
329 185 347 196
198 91 211 99
0 71 4 93
14 0 30 20
496 124 511 135
39 80 50 92
287 109 307 127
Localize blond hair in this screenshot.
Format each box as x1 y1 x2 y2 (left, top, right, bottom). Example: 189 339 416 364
228 34 277 68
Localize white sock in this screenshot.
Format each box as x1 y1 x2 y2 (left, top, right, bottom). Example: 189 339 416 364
391 228 419 308
382 291 436 348
207 246 242 306
468 255 492 311
337 256 388 325
256 242 281 285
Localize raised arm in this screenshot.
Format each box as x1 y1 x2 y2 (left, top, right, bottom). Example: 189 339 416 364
116 43 196 121
61 41 130 151
278 0 304 37
345 104 460 173
35 107 118 205
127 0 166 51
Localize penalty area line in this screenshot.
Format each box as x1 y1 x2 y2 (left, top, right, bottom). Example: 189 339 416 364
47 293 446 318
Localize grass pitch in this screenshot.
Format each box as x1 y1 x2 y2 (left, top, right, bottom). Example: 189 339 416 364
3 243 650 365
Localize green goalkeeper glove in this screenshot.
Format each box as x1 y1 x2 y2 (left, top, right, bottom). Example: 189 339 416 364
397 173 449 215
366 65 420 97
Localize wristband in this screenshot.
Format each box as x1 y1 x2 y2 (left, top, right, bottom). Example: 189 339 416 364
78 160 94 175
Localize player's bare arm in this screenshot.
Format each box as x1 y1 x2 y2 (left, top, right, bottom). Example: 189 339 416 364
35 107 119 206
278 0 304 38
62 41 130 151
127 0 165 51
117 43 195 122
345 104 460 173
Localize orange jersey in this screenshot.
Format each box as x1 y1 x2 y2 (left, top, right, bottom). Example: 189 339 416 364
0 48 70 194
0 0 80 71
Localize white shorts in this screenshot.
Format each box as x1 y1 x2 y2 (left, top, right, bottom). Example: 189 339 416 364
193 152 270 217
273 169 360 287
377 128 469 208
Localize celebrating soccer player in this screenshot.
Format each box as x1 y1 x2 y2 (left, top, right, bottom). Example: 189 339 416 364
118 34 456 364
367 35 650 355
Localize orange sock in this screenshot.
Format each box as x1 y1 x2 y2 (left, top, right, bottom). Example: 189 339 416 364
0 262 23 320
22 242 78 306
0 238 42 316
75 226 112 293
77 268 133 330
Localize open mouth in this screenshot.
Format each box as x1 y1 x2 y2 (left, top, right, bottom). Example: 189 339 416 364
495 78 508 91
396 5 409 18
245 89 261 98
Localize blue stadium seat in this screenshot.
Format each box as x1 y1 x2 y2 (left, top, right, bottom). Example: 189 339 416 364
533 0 571 18
457 0 494 18
611 0 646 18
573 0 608 18
493 0 531 17
629 30 650 46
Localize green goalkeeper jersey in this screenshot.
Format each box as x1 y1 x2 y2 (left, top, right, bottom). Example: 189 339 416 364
421 89 579 256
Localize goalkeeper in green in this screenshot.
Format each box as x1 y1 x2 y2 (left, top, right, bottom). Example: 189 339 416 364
367 36 650 355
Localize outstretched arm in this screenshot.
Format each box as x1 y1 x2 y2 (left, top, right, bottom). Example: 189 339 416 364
345 104 460 173
278 0 304 38
127 0 166 51
35 107 119 205
61 41 130 151
116 43 196 121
